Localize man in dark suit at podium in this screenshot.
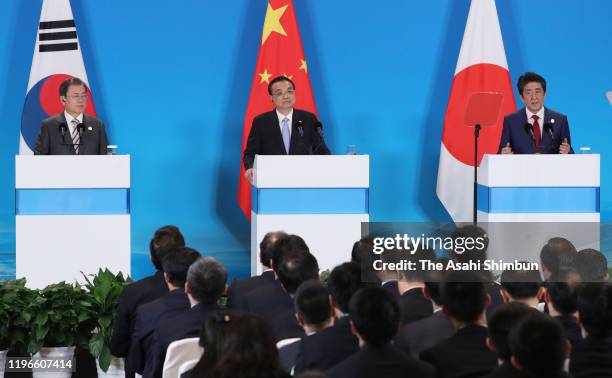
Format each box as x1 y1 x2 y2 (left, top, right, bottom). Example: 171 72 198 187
243 76 330 183
499 72 573 155
34 77 109 155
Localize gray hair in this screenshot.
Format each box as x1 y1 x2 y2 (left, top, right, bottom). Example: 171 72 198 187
187 256 228 304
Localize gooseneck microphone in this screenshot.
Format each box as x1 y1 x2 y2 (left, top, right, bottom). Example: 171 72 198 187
523 122 535 145
59 123 67 137
77 123 85 139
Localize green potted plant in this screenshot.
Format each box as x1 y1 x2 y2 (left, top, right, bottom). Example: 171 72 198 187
82 268 131 375
0 279 39 374
28 281 96 377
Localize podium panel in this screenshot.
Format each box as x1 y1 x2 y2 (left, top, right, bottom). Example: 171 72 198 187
477 154 600 264
15 155 130 288
251 155 369 275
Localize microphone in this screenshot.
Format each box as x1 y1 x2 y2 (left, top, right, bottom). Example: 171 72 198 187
314 121 323 138
523 122 535 144
543 122 554 140
77 123 85 138
297 120 304 137
59 123 67 137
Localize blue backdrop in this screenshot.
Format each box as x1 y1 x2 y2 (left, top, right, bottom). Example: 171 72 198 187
1 0 610 280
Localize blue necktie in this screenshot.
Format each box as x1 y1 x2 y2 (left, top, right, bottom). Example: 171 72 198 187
281 117 290 154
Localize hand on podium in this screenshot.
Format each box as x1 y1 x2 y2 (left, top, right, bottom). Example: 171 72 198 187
501 142 513 154
559 138 571 154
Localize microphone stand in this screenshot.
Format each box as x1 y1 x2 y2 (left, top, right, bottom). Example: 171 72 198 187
473 124 481 225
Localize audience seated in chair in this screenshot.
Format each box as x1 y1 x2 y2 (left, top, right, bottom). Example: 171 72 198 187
129 247 200 377
420 270 498 378
327 286 435 378
152 256 229 377
570 282 612 378
396 246 435 325
110 225 185 377
500 267 545 309
293 262 361 374
227 231 287 309
544 279 582 346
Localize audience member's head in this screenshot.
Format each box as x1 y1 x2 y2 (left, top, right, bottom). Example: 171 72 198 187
441 270 490 325
486 302 537 361
271 234 310 272
189 311 234 377
423 262 447 308
212 314 285 378
327 262 365 315
186 256 227 305
276 250 319 295
576 249 609 283
577 283 612 337
450 225 489 264
351 236 380 284
260 231 288 269
500 268 543 305
349 286 400 347
376 246 402 283
161 247 200 289
509 312 569 377
539 237 577 281
398 246 436 284
149 225 185 270
294 280 333 331
545 280 579 316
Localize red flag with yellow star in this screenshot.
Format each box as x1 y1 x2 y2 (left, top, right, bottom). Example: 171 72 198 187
238 0 317 220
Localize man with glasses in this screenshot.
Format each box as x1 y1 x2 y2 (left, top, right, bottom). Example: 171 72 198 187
243 76 330 183
34 76 109 155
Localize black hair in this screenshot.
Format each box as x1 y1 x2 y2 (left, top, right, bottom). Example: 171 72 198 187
267 76 296 95
442 270 487 323
398 246 436 282
212 314 285 378
500 268 542 300
488 302 536 360
576 249 608 282
517 72 547 95
546 281 578 315
161 247 200 287
187 256 227 304
259 231 288 268
349 286 400 347
577 283 612 337
189 311 234 377
423 261 448 306
451 225 489 267
327 262 364 314
149 225 186 270
509 312 566 378
272 234 310 271
539 237 577 281
295 280 332 325
59 76 86 97
276 250 319 295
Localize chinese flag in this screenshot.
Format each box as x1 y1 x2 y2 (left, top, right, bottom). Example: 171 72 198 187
238 0 318 220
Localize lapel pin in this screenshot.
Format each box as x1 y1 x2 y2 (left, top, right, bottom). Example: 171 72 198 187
87 126 92 131
551 118 555 124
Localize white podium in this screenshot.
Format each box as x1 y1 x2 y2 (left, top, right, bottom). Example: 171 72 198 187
15 155 131 288
477 154 600 263
251 155 369 275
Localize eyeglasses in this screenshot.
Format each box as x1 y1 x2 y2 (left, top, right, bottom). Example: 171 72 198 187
272 89 295 98
66 94 89 100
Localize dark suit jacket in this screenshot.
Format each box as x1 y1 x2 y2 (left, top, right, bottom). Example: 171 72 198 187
420 324 498 378
128 289 190 376
293 316 359 374
110 271 168 378
327 344 436 378
227 270 275 309
279 339 302 373
243 108 331 169
149 303 226 378
270 306 305 342
34 113 109 155
242 279 293 317
395 310 454 357
570 335 612 378
398 288 433 325
555 315 583 346
382 280 400 300
498 107 573 154
482 361 572 378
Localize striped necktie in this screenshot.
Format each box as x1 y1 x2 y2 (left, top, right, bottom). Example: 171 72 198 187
71 119 80 154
